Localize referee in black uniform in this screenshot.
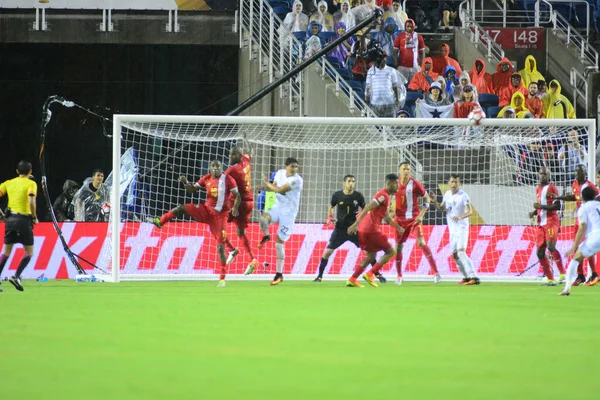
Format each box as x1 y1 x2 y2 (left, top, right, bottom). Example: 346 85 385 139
0 161 38 292
314 175 386 283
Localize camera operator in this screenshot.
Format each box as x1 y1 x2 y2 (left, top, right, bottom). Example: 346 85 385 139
365 41 400 117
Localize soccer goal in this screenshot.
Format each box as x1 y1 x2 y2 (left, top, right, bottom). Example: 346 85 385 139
96 116 596 283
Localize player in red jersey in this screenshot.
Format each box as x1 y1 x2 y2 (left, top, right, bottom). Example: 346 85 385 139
346 174 404 288
553 164 600 286
153 159 241 287
528 167 564 286
224 146 259 273
394 161 439 285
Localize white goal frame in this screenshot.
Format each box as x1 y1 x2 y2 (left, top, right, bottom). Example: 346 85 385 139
101 115 596 283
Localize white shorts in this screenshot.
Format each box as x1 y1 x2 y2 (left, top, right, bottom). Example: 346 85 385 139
449 227 469 253
579 234 600 258
264 204 297 242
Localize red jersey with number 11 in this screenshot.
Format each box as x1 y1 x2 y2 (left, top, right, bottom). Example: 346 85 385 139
535 183 559 227
225 154 253 202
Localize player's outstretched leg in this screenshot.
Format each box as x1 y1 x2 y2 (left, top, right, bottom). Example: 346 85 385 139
314 248 334 282
236 228 259 275
549 248 565 283
347 264 365 288
458 251 480 286
216 244 227 287
270 241 285 286
7 245 31 292
153 205 185 229
0 251 9 292
453 253 470 284
538 247 556 286
584 256 599 286
418 238 441 284
559 255 582 296
395 244 404 285
258 214 271 248
364 248 396 288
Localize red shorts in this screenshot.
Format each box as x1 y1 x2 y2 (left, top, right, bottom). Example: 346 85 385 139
229 200 253 230
395 217 424 243
185 203 227 244
358 229 392 253
535 224 559 248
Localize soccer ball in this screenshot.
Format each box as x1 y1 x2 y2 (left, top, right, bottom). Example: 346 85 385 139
101 203 111 216
468 107 486 125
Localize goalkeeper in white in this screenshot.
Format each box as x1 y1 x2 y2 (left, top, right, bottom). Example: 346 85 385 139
431 174 480 285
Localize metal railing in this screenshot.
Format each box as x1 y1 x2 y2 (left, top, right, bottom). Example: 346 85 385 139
571 67 589 116
238 0 375 116
551 9 599 70
459 0 505 63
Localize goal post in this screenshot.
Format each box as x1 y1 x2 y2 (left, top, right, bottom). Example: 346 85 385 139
97 115 596 283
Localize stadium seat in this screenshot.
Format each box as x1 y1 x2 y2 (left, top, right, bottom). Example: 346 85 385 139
352 87 365 99
487 106 503 118
269 0 292 9
318 32 335 46
478 93 499 109
293 31 306 43
335 67 353 80
346 79 364 91
405 91 423 107
325 58 342 69
325 56 342 68
272 6 291 19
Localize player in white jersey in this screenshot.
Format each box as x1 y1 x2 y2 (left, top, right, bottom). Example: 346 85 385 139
559 187 600 296
254 157 303 286
431 174 480 285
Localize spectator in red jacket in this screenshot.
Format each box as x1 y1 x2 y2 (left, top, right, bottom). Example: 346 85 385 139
431 43 462 77
408 57 438 92
376 0 392 9
525 81 544 118
454 84 480 118
468 58 494 95
492 57 513 95
498 73 528 107
393 19 425 83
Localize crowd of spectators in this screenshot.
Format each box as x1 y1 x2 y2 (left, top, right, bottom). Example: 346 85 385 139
278 0 577 121
275 0 587 187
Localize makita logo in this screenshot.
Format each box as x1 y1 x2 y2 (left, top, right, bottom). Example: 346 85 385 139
0 222 578 278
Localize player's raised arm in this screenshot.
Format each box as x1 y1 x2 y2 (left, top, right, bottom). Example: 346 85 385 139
179 176 201 193
262 174 293 194
429 190 446 212
347 200 379 234
551 192 575 201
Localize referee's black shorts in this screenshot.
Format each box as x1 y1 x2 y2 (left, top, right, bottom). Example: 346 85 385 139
327 227 359 250
4 214 34 246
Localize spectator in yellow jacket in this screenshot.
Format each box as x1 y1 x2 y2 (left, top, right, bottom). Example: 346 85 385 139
518 55 545 87
541 80 576 119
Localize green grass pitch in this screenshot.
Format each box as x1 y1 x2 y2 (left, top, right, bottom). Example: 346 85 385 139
1 280 598 400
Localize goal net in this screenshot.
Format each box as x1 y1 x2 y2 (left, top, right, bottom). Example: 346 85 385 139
96 116 596 283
